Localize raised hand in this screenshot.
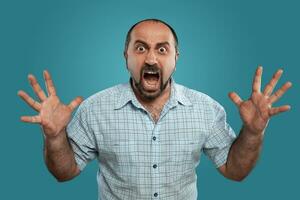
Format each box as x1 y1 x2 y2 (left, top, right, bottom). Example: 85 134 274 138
229 66 292 135
18 70 83 138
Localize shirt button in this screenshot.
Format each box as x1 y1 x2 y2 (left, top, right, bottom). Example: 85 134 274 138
154 192 158 197
152 136 156 141
153 164 157 169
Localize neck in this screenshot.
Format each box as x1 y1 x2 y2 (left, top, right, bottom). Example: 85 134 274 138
132 79 171 108
132 80 171 123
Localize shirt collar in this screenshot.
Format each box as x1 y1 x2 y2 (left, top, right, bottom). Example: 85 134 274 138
114 78 192 110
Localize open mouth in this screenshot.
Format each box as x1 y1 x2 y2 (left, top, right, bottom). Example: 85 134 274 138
142 70 161 90
143 71 160 81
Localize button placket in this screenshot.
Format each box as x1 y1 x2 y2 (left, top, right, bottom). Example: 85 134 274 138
151 123 160 199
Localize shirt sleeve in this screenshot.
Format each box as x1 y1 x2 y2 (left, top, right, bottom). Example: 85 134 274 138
66 103 98 171
203 102 236 168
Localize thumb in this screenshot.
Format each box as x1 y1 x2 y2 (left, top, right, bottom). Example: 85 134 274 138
68 96 83 111
228 92 242 107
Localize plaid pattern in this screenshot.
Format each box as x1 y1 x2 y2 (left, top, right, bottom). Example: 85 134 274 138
67 79 236 200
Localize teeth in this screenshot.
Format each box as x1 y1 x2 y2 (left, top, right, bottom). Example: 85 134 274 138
145 71 158 74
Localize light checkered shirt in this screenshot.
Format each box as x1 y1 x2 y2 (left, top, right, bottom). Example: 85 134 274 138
67 79 236 200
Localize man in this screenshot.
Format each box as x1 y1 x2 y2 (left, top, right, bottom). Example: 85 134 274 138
18 19 292 199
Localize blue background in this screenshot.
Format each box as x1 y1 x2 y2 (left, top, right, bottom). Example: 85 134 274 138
1 0 299 199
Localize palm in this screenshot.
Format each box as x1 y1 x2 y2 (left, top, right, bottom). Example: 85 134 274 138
18 70 83 137
229 67 292 134
40 96 73 136
239 94 270 133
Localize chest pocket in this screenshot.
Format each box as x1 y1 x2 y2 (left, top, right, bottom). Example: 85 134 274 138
160 130 205 168
100 138 135 163
173 138 202 162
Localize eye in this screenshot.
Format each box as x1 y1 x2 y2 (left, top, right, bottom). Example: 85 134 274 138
158 47 167 54
136 46 146 53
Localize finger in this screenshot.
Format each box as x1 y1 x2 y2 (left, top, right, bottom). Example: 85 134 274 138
18 90 41 111
228 92 243 107
269 105 291 116
263 69 283 96
20 115 41 123
28 74 47 101
269 81 292 103
43 70 57 96
68 96 83 111
252 66 263 93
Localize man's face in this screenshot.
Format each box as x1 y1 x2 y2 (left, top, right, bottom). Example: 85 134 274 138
125 21 179 100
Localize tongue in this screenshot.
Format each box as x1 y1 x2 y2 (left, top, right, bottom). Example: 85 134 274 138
145 77 158 85
147 76 158 81
143 74 159 90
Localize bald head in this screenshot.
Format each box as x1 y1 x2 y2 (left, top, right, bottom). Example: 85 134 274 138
124 19 179 54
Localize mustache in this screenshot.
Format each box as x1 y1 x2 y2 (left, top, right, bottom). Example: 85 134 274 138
141 64 160 73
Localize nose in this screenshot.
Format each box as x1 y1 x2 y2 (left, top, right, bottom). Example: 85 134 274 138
145 50 157 65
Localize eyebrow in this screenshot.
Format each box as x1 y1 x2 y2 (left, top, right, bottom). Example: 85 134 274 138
134 40 170 49
134 40 149 48
156 41 170 48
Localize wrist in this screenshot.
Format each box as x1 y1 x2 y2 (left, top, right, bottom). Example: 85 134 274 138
242 125 265 138
44 128 67 142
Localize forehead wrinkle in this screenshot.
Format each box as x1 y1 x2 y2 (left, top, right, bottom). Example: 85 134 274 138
134 39 170 49
131 22 174 48
132 35 173 49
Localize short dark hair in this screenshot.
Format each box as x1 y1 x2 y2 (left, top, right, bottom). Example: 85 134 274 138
124 18 179 53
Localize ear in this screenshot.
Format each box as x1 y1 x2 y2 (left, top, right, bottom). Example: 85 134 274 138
124 51 129 69
175 50 180 61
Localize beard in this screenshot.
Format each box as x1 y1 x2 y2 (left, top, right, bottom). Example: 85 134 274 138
130 64 174 101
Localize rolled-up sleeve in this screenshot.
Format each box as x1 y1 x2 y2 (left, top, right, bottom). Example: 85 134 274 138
66 103 97 171
203 103 236 168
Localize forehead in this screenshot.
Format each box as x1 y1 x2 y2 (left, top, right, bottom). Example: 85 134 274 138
130 21 175 45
